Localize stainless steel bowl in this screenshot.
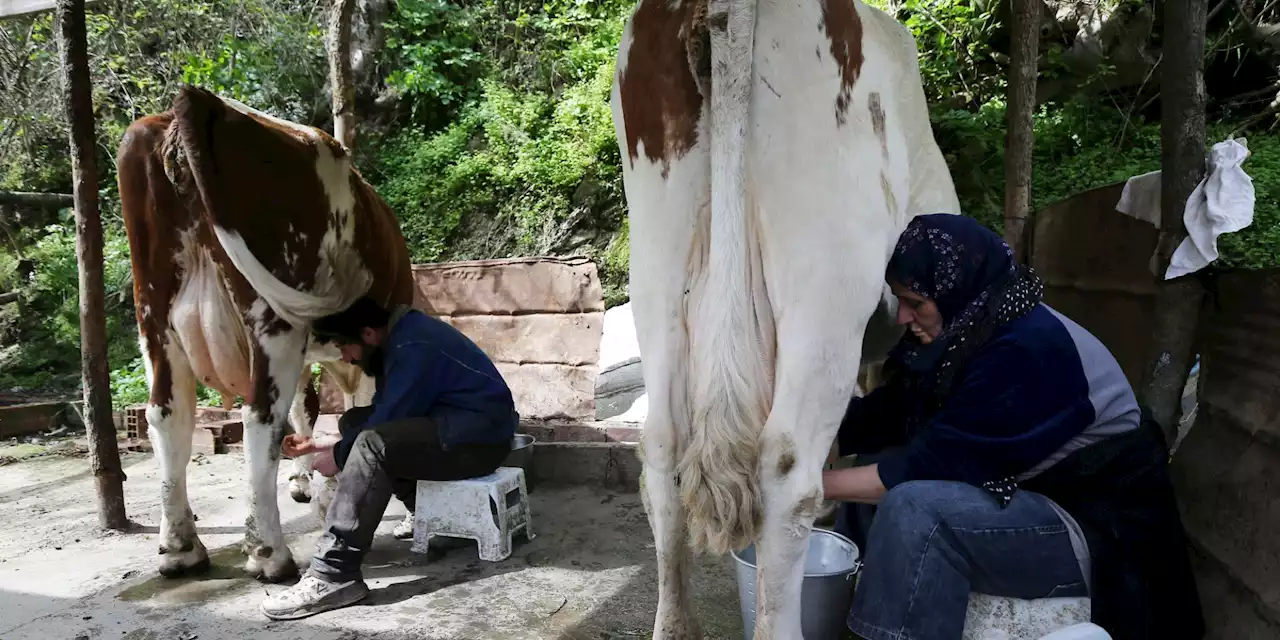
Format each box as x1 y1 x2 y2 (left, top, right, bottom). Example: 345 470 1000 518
503 434 537 493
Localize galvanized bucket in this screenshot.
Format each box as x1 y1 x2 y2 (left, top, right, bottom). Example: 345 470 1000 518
730 528 862 640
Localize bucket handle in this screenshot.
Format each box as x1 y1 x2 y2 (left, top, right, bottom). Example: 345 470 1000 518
845 560 863 580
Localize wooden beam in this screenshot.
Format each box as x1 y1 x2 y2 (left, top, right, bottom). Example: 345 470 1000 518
0 0 97 19
0 190 74 208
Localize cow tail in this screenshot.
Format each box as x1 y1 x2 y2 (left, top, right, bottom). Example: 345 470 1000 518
681 0 774 555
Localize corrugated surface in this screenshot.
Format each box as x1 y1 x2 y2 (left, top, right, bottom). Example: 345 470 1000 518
1171 269 1280 638
1031 181 1159 387
1194 269 1280 441
1031 184 1280 638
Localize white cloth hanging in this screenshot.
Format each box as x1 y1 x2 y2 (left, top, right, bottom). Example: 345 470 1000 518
1165 138 1256 279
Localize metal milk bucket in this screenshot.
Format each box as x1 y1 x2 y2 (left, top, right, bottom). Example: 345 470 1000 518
730 528 862 640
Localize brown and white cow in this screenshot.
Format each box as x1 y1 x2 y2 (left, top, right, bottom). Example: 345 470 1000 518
116 85 413 581
610 0 960 636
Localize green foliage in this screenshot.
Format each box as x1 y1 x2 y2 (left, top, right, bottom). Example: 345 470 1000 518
1210 131 1280 270
0 220 137 393
5 0 1280 404
385 0 485 125
372 2 628 274
894 0 1005 108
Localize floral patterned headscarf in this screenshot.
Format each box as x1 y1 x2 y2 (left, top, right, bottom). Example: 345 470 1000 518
882 214 1045 426
879 213 1045 506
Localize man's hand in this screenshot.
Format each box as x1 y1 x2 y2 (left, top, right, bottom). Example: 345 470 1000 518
311 447 339 477
281 434 315 458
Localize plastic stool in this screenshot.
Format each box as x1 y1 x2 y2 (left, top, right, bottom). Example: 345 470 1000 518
410 466 534 562
963 594 1099 640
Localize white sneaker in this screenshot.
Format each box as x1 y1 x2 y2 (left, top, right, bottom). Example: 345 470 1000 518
261 574 369 620
393 511 414 539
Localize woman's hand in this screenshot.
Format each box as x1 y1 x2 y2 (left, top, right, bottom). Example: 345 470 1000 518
823 464 888 505
281 434 315 458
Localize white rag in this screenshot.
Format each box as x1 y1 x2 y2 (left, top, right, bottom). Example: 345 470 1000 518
1113 138 1256 279
1115 169 1162 228
1166 138 1256 279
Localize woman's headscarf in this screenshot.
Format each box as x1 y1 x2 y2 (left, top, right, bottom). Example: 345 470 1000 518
881 213 1045 426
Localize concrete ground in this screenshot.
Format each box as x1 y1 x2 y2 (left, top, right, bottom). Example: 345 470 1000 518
0 448 743 640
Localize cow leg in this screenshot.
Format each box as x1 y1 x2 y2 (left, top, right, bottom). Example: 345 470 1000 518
629 222 701 638
287 367 317 503
639 350 700 639
242 327 308 582
144 341 209 577
750 268 881 638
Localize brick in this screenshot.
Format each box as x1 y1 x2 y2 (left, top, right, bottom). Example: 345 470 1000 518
203 419 243 444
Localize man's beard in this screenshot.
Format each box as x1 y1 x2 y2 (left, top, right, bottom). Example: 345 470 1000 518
355 344 385 376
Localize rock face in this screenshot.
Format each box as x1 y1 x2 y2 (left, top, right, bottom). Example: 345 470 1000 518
319 256 605 421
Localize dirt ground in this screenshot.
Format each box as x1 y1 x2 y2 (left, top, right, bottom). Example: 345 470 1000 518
0 448 743 640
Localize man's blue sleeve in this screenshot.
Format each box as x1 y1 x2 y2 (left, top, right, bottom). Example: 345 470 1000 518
334 341 445 468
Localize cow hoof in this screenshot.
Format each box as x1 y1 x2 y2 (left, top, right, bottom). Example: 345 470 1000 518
288 476 312 504
158 544 211 578
245 547 300 583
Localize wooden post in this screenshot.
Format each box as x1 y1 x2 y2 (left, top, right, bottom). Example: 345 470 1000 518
1144 0 1208 445
328 0 356 149
1003 0 1041 263
54 0 128 529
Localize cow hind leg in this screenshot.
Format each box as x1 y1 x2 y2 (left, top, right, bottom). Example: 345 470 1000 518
751 288 877 638
242 327 309 582
629 228 702 637
640 355 701 639
146 343 210 577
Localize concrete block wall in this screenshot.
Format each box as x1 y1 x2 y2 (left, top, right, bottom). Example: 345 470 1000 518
319 256 605 422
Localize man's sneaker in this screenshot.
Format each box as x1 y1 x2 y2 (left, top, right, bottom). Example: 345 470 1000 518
393 511 414 539
261 574 369 620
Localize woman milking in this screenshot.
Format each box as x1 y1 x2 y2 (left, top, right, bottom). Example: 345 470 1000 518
823 214 1203 640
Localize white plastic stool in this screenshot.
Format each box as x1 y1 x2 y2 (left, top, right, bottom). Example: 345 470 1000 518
963 594 1105 640
409 466 534 562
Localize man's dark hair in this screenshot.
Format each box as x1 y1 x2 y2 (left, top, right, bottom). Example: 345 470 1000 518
312 297 391 344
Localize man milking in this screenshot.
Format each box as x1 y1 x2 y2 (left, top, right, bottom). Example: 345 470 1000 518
261 297 519 620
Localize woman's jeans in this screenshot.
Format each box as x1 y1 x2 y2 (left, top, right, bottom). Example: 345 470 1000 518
837 476 1089 640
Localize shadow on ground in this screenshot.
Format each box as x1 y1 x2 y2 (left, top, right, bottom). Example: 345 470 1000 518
1 479 744 639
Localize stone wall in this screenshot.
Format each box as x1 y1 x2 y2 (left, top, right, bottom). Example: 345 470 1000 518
319 256 605 421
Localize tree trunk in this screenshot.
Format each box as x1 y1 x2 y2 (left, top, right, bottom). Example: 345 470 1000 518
0 190 74 209
1003 0 1041 263
55 0 128 530
328 0 356 150
1144 0 1209 446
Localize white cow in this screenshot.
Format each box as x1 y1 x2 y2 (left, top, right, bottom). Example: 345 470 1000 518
609 0 959 636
